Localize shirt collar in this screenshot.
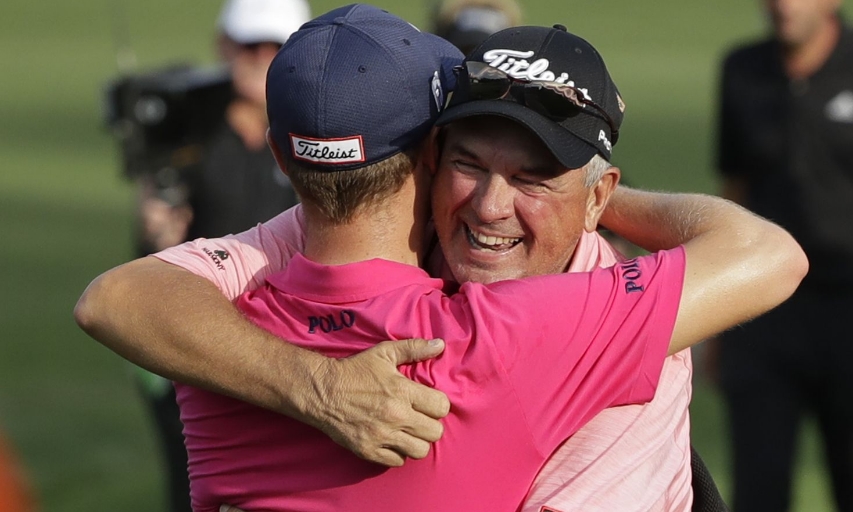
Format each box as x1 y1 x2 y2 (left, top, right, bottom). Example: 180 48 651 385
266 253 443 303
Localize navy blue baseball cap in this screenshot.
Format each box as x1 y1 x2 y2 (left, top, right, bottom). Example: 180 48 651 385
267 4 463 171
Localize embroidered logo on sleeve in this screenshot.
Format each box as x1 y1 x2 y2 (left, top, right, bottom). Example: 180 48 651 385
619 257 645 294
290 134 365 165
202 247 229 271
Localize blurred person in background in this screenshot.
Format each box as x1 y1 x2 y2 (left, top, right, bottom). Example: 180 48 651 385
137 0 308 252
129 0 309 510
715 0 853 510
0 434 35 512
430 0 522 54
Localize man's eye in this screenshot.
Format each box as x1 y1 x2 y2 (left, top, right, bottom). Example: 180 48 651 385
514 176 545 188
454 160 484 173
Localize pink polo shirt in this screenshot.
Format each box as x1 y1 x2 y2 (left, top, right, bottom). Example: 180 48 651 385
173 245 683 512
156 205 693 511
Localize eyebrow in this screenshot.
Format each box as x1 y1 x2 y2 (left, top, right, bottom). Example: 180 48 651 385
444 140 481 162
444 137 564 178
522 162 564 179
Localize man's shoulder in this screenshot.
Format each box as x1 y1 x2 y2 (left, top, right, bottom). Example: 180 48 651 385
722 37 777 75
835 25 853 63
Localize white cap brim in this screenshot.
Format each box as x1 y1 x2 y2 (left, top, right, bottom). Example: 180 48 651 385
218 0 311 45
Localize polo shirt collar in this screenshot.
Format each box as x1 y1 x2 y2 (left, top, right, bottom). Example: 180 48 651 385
266 253 442 303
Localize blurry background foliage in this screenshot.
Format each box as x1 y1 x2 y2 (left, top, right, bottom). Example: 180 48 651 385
0 0 848 510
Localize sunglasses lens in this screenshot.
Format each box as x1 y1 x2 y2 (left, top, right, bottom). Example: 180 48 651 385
465 62 507 81
467 78 512 100
522 86 579 120
464 62 512 100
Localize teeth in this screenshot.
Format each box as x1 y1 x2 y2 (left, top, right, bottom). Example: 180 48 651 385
467 226 521 250
475 232 518 246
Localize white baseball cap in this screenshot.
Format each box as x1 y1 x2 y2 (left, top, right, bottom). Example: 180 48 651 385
217 0 311 45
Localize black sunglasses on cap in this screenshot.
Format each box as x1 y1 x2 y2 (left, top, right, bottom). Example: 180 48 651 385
450 61 619 144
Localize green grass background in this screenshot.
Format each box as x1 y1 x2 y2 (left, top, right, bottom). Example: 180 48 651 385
1 0 848 510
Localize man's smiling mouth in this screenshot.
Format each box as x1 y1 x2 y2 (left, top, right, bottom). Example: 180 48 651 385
465 224 522 252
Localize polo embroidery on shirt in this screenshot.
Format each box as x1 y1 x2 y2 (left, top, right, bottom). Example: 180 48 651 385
308 310 357 334
619 258 645 294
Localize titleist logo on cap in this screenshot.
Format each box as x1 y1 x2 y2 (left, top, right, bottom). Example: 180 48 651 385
482 49 591 101
290 134 365 165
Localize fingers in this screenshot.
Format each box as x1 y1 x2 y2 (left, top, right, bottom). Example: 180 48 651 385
315 340 450 467
402 410 445 443
383 338 445 365
386 432 432 460
371 448 406 467
408 381 451 420
379 338 451 418
368 433 432 467
364 386 445 442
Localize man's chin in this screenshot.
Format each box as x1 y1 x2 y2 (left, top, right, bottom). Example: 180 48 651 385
453 264 525 285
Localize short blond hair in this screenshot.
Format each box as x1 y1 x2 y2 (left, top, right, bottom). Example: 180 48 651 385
284 149 418 224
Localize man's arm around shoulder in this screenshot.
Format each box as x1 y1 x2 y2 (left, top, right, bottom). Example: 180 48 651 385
74 256 449 466
600 186 808 354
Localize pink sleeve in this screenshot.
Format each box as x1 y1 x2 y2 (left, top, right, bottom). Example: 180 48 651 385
462 246 685 453
152 205 306 301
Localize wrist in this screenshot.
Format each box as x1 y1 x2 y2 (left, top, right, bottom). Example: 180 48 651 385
273 344 333 428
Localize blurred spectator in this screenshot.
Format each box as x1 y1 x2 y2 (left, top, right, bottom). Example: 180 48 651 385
137 0 308 252
0 434 35 512
430 0 521 54
128 0 309 510
715 0 853 510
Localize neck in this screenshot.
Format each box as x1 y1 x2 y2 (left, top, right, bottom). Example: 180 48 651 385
782 17 841 79
301 175 430 268
227 99 269 150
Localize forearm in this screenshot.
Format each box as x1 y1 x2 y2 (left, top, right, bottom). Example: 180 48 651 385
601 186 808 352
75 256 450 465
74 257 323 420
599 186 740 252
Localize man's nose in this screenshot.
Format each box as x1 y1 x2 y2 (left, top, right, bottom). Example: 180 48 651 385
471 174 515 223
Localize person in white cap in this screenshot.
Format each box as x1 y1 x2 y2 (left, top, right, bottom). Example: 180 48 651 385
218 0 309 46
132 1 310 511
216 0 311 113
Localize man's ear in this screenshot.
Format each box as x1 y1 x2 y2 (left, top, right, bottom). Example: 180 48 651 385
266 130 289 177
584 166 621 232
422 127 442 176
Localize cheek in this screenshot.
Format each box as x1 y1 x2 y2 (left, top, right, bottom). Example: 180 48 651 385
527 190 587 224
433 168 476 220
522 193 587 245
